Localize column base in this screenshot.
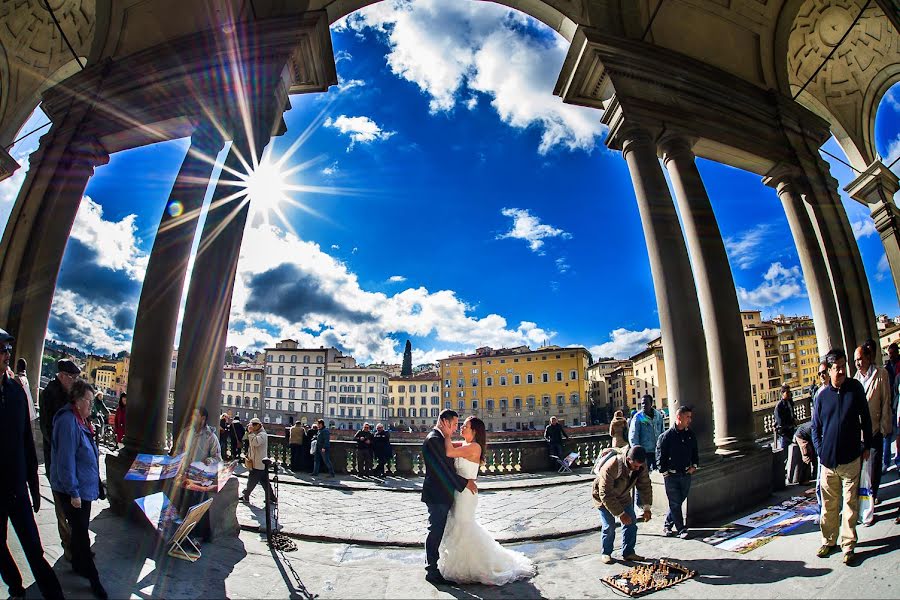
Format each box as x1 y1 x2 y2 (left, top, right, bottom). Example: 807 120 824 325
105 451 240 540
648 447 775 525
714 436 758 455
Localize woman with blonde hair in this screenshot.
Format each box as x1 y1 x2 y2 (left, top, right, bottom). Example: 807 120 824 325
610 410 629 449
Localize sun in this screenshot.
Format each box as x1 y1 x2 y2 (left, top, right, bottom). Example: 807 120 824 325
244 159 289 212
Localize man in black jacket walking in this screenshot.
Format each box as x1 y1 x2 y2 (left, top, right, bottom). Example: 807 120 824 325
0 329 64 599
774 383 797 451
544 416 569 462
656 406 699 539
422 410 477 585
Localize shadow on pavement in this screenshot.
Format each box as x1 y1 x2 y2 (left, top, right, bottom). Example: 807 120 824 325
30 507 247 599
853 533 900 565
679 557 831 585
434 578 544 600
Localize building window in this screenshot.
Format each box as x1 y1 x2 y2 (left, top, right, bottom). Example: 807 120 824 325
500 376 507 386
486 377 493 386
514 374 520 385
527 373 534 384
569 370 577 380
556 371 563 382
542 372 549 383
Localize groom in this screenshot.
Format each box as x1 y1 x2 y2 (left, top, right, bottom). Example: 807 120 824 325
422 409 478 585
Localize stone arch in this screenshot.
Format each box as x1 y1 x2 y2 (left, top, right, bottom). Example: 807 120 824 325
775 0 900 170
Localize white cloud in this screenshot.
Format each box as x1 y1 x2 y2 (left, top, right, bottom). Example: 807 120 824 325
885 134 900 176
737 262 806 308
388 275 407 282
331 244 341 250
336 0 604 155
851 217 877 240
876 253 891 282
589 328 661 360
49 290 134 354
322 161 339 176
497 207 571 253
324 115 396 150
336 78 365 93
885 86 900 112
70 197 147 281
227 222 558 363
725 223 774 270
555 257 569 274
335 50 353 64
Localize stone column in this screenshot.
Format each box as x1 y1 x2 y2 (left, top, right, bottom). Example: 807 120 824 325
659 135 754 451
845 160 900 308
764 166 843 358
0 125 108 400
616 125 715 455
123 122 224 454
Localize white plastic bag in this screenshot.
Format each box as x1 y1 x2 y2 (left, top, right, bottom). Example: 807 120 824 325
858 456 874 525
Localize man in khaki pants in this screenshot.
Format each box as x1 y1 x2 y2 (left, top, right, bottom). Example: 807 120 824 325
812 348 873 566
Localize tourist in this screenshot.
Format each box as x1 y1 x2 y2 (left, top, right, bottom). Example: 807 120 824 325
0 329 64 600
794 421 821 518
883 343 900 470
592 445 652 565
242 418 274 505
38 358 80 560
288 422 305 472
312 418 335 477
853 344 892 508
114 393 127 445
609 410 628 449
373 423 392 477
812 348 872 566
628 395 664 470
231 416 245 460
544 416 569 460
307 422 319 473
90 392 109 428
354 423 375 476
774 383 797 451
12 357 36 421
656 406 698 539
219 413 231 459
50 379 108 599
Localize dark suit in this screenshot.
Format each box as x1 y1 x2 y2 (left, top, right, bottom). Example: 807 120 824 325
421 428 467 575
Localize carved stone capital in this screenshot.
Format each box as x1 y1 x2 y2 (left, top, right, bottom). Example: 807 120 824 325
845 160 900 207
658 134 698 166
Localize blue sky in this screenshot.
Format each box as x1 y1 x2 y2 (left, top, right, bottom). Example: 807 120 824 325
1 0 898 364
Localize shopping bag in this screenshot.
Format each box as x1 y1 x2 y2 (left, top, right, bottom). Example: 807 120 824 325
858 456 874 525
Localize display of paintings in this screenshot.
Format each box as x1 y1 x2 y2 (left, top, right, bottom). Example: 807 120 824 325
134 492 182 538
732 508 792 529
125 453 185 481
703 492 821 554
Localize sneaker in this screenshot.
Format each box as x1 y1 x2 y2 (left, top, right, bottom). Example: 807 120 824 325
600 554 614 564
677 529 690 539
843 551 857 566
662 525 675 537
817 544 837 558
622 553 645 562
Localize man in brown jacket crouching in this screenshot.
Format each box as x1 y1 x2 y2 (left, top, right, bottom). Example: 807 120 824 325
592 445 653 564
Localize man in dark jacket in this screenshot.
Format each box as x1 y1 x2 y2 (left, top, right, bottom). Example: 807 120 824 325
354 423 375 476
422 410 477 585
811 348 872 566
0 329 64 599
656 406 699 539
38 358 79 561
544 416 569 461
231 416 246 459
774 383 797 451
372 423 392 477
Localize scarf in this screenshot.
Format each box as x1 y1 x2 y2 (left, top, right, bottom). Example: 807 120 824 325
75 408 95 435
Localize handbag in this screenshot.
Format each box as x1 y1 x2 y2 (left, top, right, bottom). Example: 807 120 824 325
310 439 318 455
858 456 875 525
244 455 254 470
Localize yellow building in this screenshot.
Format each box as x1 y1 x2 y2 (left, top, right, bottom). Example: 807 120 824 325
879 324 900 360
94 366 116 394
607 363 636 413
438 345 591 432
114 355 129 398
388 374 441 431
742 311 781 410
630 338 666 408
83 355 117 385
222 364 265 423
772 315 818 398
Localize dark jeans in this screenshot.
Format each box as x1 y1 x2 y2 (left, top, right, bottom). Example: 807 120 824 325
219 434 230 458
883 430 894 471
314 449 334 476
375 455 389 476
57 492 100 582
0 491 63 599
231 435 241 460
356 449 373 475
634 453 656 509
664 473 692 532
290 445 302 472
425 503 451 575
548 442 564 459
872 433 884 499
244 468 274 505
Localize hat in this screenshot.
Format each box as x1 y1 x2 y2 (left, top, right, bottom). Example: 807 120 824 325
0 328 13 343
249 417 262 425
233 416 241 421
57 359 81 375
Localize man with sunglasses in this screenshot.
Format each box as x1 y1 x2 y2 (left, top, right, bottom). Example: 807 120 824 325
0 329 64 599
38 357 80 561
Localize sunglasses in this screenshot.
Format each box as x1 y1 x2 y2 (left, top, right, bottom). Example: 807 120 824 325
0 344 12 354
818 371 827 377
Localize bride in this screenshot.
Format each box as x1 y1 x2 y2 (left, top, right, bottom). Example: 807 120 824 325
437 416 536 585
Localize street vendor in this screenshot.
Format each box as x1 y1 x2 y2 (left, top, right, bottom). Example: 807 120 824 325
170 406 222 543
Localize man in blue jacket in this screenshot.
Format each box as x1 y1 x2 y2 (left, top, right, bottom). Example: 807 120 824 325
0 329 64 599
811 348 872 566
629 395 664 470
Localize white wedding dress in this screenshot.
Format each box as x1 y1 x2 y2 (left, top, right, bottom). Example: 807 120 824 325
437 457 536 585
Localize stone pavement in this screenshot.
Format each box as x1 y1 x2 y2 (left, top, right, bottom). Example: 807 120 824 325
235 468 599 544
7 469 900 598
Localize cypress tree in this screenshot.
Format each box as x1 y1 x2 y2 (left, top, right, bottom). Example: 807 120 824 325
401 340 413 377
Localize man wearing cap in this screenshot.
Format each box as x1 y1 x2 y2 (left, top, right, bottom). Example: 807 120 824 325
38 357 80 561
0 329 64 599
